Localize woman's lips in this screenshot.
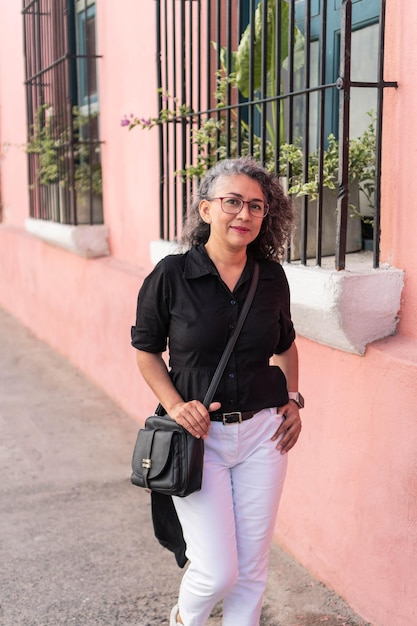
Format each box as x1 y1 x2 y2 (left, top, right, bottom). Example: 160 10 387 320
230 226 250 233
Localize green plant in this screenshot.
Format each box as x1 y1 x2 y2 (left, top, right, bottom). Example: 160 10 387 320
279 111 377 214
124 0 375 222
26 104 61 186
124 0 304 177
27 104 102 195
71 106 102 195
220 0 304 144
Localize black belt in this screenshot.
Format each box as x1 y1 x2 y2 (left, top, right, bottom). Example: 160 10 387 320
210 410 256 425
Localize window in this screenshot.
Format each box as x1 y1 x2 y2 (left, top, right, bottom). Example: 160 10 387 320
76 0 99 109
154 0 395 269
295 0 380 142
149 1 401 355
22 0 103 226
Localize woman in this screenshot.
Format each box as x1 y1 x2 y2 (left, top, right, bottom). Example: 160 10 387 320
131 157 303 626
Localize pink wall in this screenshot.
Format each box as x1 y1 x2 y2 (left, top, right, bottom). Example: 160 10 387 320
274 3 417 624
276 334 417 626
1 1 417 625
96 1 161 267
380 0 417 340
0 3 30 228
0 1 160 414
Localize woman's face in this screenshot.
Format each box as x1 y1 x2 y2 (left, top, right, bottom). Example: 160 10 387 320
199 174 265 252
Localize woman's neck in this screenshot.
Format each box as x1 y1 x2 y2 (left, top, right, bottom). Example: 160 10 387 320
204 241 247 269
204 242 247 292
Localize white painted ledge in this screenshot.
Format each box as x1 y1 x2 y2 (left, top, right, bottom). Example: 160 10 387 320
150 238 182 265
151 240 405 355
283 262 404 355
25 218 110 259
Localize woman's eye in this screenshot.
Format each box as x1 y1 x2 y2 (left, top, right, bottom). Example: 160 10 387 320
224 198 240 206
250 203 262 212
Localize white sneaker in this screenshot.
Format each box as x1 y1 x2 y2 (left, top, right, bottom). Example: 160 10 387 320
169 604 180 625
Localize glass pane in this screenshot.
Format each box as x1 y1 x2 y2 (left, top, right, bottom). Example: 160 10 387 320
86 14 97 96
350 23 378 138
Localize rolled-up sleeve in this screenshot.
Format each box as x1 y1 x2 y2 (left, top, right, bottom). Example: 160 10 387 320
131 260 170 353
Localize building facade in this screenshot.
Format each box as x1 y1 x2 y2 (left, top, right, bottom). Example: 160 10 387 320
0 2 416 625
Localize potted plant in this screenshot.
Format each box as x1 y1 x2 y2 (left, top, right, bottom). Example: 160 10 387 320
278 111 377 258
71 106 103 224
27 104 102 224
26 104 62 220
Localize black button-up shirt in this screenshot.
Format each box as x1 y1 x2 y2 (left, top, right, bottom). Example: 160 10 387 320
131 244 295 413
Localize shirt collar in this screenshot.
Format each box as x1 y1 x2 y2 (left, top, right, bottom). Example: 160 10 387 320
183 244 217 279
183 244 276 282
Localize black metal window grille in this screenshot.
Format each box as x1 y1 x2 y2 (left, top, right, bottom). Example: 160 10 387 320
155 0 397 269
22 0 103 225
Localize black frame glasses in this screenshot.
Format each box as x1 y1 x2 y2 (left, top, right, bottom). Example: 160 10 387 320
209 196 269 218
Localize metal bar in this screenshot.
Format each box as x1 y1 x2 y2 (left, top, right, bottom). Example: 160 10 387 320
171 0 177 239
157 82 342 123
287 0 295 145
248 0 255 154
316 0 328 265
335 0 352 271
260 0 268 165
300 0 311 265
225 0 232 157
180 0 187 233
163 0 170 240
215 0 221 159
206 0 212 113
274 0 282 172
156 0 165 239
285 0 297 264
373 0 393 268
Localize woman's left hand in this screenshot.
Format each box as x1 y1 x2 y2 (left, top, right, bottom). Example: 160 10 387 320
271 400 302 454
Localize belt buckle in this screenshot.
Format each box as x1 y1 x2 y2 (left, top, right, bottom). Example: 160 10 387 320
222 411 242 425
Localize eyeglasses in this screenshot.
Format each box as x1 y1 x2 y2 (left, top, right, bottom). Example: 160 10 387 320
209 196 269 218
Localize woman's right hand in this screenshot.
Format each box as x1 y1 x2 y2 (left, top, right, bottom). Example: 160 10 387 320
135 350 221 439
169 400 221 439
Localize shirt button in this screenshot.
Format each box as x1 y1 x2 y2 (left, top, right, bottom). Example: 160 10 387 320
228 373 235 379
230 300 237 305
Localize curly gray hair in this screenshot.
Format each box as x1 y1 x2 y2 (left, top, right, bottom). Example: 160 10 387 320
181 156 294 260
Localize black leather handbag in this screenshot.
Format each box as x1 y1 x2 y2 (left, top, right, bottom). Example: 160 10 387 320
131 262 259 497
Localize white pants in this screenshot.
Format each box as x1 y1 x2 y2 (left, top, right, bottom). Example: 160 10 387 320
173 407 287 626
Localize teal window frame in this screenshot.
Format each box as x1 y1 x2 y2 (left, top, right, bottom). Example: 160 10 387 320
76 2 98 108
295 0 380 140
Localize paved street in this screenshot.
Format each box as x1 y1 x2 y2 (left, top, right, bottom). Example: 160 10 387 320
0 307 370 626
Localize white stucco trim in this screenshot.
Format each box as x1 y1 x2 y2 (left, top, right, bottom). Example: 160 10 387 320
151 239 405 355
150 238 182 264
283 263 404 355
25 218 110 259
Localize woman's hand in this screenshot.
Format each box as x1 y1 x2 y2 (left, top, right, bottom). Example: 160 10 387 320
170 400 222 440
271 400 302 454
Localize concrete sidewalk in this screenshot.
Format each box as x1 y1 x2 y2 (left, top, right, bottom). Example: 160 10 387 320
0 307 370 626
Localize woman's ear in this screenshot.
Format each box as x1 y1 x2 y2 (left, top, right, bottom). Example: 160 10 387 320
199 199 211 224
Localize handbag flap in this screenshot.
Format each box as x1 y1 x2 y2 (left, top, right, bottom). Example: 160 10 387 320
132 424 180 480
147 429 179 479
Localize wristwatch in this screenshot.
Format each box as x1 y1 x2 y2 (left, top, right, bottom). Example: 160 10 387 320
288 392 305 409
